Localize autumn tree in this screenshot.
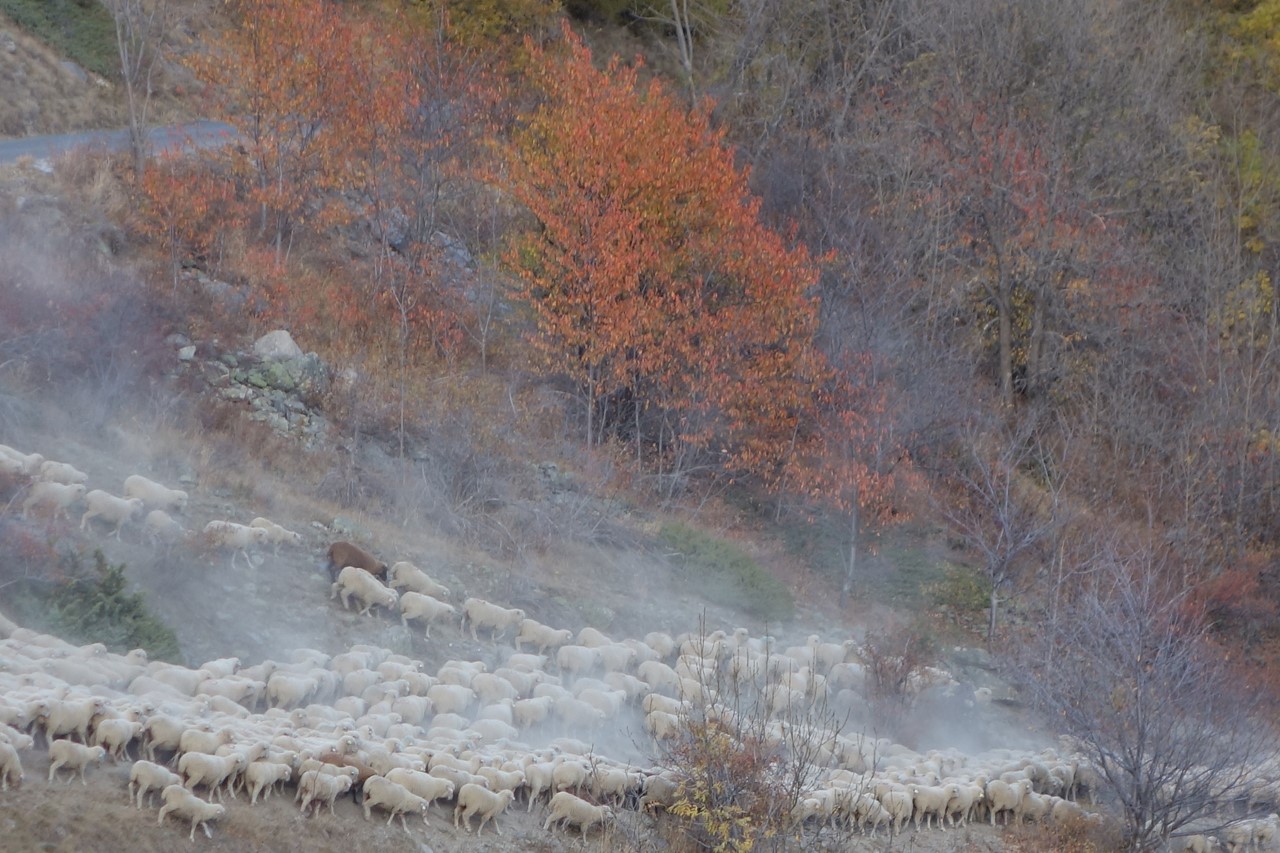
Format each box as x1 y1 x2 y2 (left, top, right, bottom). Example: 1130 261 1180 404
190 0 362 261
1015 544 1276 850
494 23 822 493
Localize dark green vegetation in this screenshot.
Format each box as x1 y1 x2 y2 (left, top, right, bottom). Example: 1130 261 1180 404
660 522 794 622
0 0 118 78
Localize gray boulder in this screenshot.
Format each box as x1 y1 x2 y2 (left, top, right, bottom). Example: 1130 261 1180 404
253 330 304 361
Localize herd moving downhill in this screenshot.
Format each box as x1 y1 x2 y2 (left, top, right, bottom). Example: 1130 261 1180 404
5 440 1280 850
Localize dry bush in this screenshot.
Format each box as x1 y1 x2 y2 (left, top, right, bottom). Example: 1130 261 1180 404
1001 813 1125 852
859 619 939 734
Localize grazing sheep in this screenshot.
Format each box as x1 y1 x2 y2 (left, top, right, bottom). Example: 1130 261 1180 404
362 776 431 831
543 790 615 839
0 444 43 475
462 598 526 642
203 520 270 569
157 784 227 841
387 561 450 599
122 474 189 513
21 481 86 520
298 769 354 816
243 760 293 804
250 517 304 555
454 782 516 835
129 760 183 810
0 741 22 791
325 541 388 583
398 591 457 638
332 566 400 617
38 460 88 485
47 740 106 784
514 619 574 655
79 490 146 538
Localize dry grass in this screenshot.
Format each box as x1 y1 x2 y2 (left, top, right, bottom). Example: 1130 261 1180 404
0 14 122 136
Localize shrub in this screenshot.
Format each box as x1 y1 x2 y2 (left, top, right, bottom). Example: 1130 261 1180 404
660 522 794 622
45 550 182 662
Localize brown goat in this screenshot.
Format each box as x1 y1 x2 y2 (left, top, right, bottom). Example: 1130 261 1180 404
318 750 378 802
325 541 388 583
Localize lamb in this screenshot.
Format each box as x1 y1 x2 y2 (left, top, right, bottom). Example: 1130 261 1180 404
0 741 22 791
47 740 106 784
362 776 432 831
0 444 43 475
298 768 354 816
325 540 388 583
38 460 88 485
20 481 86 520
203 520 270 570
514 619 574 654
242 760 293 804
92 717 143 761
250 517 304 555
454 782 516 835
129 760 183 809
143 509 186 547
157 783 227 841
543 790 615 839
332 566 400 617
462 598 526 642
398 591 457 638
179 752 246 802
387 561 450 599
122 474 189 513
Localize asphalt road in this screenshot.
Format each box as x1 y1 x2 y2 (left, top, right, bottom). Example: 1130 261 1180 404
0 120 237 167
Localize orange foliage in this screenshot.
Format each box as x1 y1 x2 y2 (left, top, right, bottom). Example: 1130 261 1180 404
494 23 823 479
135 154 238 287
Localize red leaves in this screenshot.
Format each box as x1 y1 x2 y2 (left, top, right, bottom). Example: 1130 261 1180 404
494 23 822 472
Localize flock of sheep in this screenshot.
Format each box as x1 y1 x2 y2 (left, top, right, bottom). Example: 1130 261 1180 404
4 439 1280 851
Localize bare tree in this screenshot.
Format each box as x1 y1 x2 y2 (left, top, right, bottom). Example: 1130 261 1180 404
938 421 1062 646
1015 544 1276 851
105 0 171 177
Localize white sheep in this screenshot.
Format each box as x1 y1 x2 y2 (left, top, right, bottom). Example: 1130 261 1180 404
387 561 450 599
129 759 183 810
384 767 454 805
556 644 600 677
79 490 145 538
298 768 354 815
514 619 574 654
250 517 304 555
910 783 954 830
157 783 227 841
985 779 1030 826
0 444 43 475
454 782 516 835
645 709 683 741
143 509 187 547
543 790 615 838
178 751 245 802
513 695 555 729
92 717 144 761
879 788 914 835
203 520 270 569
1179 834 1223 853
362 775 432 831
265 673 318 710
38 460 88 485
47 740 106 784
0 741 22 791
243 760 293 804
123 474 189 513
20 481 86 520
426 683 475 716
398 591 457 638
332 566 400 617
461 598 526 642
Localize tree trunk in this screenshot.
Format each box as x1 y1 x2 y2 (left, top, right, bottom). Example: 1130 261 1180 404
840 486 860 608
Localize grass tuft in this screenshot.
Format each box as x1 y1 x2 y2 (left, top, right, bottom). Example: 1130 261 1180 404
660 522 794 622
